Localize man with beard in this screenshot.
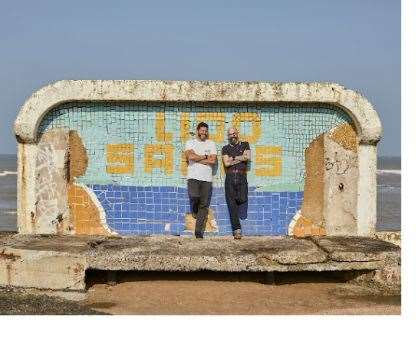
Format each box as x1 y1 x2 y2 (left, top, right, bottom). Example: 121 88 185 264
221 127 251 239
184 122 217 239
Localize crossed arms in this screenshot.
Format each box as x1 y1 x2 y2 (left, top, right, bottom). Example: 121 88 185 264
184 149 217 166
222 150 251 167
184 147 251 167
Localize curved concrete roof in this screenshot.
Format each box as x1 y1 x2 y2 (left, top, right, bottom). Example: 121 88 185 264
14 80 382 144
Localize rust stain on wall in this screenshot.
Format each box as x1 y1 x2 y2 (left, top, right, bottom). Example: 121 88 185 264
327 123 358 153
300 134 325 227
67 130 111 235
68 130 88 181
293 215 326 238
0 249 19 285
293 122 358 237
0 249 21 261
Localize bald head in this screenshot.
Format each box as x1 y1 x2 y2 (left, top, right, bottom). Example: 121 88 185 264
227 127 238 135
227 127 239 145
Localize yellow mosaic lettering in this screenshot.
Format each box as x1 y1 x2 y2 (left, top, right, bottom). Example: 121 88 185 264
155 112 173 142
197 112 226 143
232 112 262 143
180 152 188 176
144 144 174 175
106 144 134 174
255 145 282 176
180 112 191 142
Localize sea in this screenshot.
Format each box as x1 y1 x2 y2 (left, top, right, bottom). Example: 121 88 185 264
0 154 401 232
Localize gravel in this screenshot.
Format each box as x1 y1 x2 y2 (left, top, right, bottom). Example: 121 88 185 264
0 287 106 315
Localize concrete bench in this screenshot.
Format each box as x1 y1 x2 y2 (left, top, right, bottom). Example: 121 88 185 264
0 233 400 299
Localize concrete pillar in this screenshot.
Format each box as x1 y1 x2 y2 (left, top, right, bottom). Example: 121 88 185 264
17 143 37 234
356 144 377 236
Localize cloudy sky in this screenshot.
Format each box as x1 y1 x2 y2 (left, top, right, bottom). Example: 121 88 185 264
0 0 400 155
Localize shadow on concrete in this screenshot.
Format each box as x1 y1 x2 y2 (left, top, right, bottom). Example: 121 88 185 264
85 269 373 290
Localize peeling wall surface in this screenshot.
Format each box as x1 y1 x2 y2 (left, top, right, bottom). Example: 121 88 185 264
292 123 359 237
14 81 382 237
35 129 71 234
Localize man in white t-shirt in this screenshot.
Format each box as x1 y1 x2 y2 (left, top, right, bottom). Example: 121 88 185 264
184 122 217 238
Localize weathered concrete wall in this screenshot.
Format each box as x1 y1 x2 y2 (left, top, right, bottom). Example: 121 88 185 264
357 144 378 236
0 234 400 296
0 247 86 291
14 81 382 237
324 124 359 235
34 128 71 234
374 231 401 246
290 123 359 236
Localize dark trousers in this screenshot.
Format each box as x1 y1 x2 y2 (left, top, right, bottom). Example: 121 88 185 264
187 179 212 237
225 173 248 231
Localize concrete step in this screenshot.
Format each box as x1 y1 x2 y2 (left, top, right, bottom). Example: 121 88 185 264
0 234 400 296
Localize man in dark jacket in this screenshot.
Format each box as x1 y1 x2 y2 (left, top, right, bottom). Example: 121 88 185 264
221 127 251 239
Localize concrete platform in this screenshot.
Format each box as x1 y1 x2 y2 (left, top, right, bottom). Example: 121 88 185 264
0 234 400 298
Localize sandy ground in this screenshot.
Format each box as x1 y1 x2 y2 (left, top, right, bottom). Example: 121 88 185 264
85 271 401 315
0 277 400 315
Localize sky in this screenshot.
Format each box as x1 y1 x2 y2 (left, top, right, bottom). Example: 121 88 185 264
0 0 400 156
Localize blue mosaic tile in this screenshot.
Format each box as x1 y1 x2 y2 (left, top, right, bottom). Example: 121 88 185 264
88 184 303 236
40 101 351 236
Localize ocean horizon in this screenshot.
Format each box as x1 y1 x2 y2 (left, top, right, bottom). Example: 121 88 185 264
0 154 401 232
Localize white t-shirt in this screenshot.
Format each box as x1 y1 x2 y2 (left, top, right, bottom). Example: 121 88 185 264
185 138 217 182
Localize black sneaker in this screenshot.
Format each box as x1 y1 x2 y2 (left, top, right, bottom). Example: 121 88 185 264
233 229 242 240
195 232 204 239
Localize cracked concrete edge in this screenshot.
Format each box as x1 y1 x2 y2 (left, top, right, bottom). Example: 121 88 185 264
3 234 400 264
86 251 329 269
86 255 387 272
347 266 401 295
326 252 400 265
374 231 401 246
0 246 87 291
307 236 400 265
85 242 397 272
0 235 400 293
14 80 382 144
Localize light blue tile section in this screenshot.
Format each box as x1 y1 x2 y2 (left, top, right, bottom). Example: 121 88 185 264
39 102 352 192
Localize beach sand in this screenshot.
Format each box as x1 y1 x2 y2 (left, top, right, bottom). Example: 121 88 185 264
1 271 399 315
85 275 400 315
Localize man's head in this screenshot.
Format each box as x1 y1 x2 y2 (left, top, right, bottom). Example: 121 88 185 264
196 122 209 141
227 127 239 145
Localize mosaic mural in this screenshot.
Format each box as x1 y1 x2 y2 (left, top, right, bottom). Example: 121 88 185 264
37 102 353 236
